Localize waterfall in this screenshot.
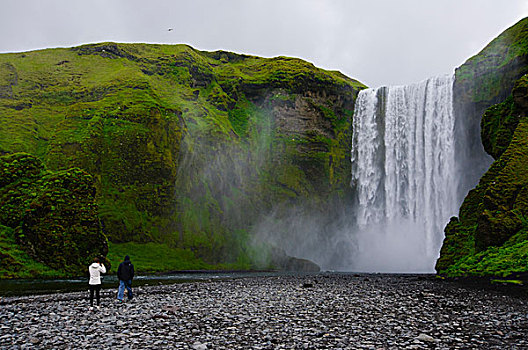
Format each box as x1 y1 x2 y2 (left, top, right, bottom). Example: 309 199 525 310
350 75 456 272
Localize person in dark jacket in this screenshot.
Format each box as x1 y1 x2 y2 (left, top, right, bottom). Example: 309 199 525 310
117 255 134 302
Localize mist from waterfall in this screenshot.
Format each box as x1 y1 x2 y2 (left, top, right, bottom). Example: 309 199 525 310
350 75 457 272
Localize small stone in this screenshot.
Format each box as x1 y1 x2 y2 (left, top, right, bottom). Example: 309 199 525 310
192 342 207 350
416 333 436 342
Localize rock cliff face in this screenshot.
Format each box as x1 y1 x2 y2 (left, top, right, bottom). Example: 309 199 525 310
436 17 528 278
0 43 365 276
453 17 528 199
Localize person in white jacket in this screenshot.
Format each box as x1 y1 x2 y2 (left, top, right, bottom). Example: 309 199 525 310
88 257 106 309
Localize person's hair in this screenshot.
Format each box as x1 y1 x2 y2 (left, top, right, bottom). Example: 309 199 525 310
93 257 100 263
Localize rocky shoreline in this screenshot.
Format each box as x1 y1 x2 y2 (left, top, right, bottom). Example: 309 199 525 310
1 274 527 349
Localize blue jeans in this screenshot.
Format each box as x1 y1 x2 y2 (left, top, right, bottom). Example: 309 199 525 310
117 279 133 300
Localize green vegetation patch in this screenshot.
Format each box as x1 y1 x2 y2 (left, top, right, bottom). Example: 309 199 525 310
442 229 528 278
481 95 521 159
107 242 212 274
107 240 253 274
491 279 524 286
0 225 68 279
0 153 108 277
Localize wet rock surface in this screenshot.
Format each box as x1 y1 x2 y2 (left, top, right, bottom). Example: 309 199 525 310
1 274 527 349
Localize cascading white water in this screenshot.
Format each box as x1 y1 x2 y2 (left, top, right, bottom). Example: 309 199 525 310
350 75 456 272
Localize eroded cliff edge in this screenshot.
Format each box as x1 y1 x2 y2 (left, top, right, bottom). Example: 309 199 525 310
436 17 528 279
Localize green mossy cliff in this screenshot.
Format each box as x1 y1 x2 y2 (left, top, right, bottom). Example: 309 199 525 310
436 17 528 279
0 43 365 277
0 153 107 277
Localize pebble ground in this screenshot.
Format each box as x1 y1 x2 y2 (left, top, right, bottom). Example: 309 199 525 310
1 274 527 349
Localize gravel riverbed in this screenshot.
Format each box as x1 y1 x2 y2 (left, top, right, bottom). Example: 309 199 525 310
1 274 527 349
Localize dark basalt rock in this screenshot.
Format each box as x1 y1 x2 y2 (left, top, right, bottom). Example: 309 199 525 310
268 246 321 272
281 257 321 273
72 42 139 61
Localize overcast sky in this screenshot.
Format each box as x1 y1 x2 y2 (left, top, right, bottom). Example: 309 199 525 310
1 0 527 88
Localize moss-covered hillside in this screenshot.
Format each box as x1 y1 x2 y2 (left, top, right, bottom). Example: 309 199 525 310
0 153 107 277
436 17 528 280
0 43 365 277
